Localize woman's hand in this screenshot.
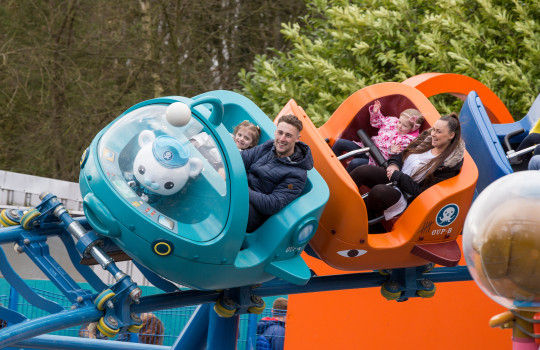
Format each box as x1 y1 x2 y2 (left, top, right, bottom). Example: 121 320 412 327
386 164 399 180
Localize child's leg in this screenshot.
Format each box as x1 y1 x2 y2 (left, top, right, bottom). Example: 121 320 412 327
332 139 360 155
346 157 369 173
534 144 540 156
516 133 540 152
528 155 540 170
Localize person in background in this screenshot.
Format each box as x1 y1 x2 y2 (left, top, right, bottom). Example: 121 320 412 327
256 297 288 350
79 312 164 345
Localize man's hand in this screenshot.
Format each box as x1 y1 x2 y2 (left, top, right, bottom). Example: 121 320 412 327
386 164 399 180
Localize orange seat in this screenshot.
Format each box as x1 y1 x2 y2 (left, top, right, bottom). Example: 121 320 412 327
276 82 478 271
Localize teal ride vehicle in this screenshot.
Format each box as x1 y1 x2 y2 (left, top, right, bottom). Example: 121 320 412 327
78 91 329 292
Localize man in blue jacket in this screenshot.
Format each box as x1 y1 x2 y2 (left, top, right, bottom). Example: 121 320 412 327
241 114 313 232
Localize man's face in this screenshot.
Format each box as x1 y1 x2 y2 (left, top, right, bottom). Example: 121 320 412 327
274 122 300 157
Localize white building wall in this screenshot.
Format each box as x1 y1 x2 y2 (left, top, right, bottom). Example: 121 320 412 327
0 170 83 215
0 170 153 287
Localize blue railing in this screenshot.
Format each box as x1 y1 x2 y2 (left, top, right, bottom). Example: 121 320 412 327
0 278 282 348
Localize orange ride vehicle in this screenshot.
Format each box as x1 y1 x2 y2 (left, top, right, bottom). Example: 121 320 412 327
276 82 478 277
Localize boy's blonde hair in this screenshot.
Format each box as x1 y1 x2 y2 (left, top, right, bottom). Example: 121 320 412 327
233 120 261 148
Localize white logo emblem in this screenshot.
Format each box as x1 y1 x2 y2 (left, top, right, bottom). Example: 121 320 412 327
163 150 173 161
436 204 459 227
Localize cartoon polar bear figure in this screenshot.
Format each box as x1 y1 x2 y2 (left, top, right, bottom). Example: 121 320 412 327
128 130 203 203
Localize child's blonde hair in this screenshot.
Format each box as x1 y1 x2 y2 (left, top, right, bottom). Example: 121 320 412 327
233 120 261 148
400 108 424 132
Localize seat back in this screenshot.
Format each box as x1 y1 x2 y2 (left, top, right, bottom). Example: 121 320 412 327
527 93 540 134
459 91 512 195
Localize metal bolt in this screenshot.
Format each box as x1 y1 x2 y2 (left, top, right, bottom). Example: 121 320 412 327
77 296 83 303
13 244 23 253
39 192 50 200
23 239 30 245
131 313 142 323
420 279 434 289
9 210 20 220
130 287 142 303
219 297 235 308
251 295 263 304
386 281 399 291
106 316 119 328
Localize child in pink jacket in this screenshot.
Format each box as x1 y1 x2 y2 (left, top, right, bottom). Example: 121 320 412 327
332 100 424 172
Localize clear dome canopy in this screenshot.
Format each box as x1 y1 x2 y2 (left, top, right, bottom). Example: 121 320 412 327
463 171 540 310
97 103 230 242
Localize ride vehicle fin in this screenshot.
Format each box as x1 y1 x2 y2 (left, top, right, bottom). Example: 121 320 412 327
264 256 311 285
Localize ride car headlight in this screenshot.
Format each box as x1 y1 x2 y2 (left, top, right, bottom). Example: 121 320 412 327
293 218 317 245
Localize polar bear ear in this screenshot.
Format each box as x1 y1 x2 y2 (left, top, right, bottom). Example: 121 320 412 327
138 130 156 147
188 158 203 178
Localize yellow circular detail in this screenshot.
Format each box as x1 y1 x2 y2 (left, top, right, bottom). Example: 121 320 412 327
97 317 119 338
21 209 41 230
94 289 115 310
154 242 172 256
127 323 144 333
0 210 18 226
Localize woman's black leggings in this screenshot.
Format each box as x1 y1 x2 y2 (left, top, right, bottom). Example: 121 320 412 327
349 165 402 217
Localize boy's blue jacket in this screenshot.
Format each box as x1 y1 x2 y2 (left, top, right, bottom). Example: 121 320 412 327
256 317 286 350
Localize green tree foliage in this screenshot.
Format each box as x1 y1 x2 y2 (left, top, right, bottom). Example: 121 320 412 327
239 0 540 126
0 0 306 180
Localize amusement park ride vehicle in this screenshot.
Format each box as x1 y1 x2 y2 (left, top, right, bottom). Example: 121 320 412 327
0 74 538 349
280 83 477 269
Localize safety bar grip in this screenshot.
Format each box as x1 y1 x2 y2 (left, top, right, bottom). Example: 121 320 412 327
357 129 387 168
504 128 525 152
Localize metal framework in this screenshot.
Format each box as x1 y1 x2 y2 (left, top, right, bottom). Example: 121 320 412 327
0 193 472 349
